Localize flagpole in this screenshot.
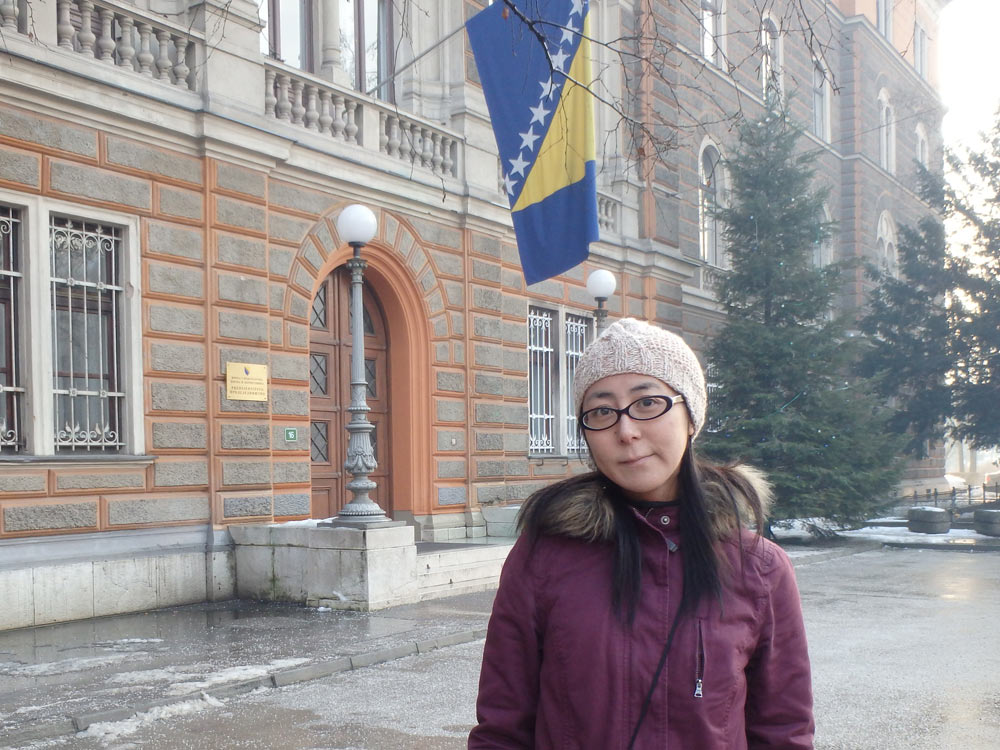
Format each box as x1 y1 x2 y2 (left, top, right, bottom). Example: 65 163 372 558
365 22 468 97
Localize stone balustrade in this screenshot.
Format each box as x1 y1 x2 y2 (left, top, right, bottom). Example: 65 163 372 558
265 61 461 180
52 0 201 91
598 193 619 233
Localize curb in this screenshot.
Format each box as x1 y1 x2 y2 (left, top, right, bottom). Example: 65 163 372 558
783 540 883 566
5 628 488 745
881 540 1000 552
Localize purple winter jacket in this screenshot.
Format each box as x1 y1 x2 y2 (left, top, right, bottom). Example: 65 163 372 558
469 468 814 749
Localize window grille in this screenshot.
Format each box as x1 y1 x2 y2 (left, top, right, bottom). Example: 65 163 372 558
0 205 24 453
310 283 327 329
564 314 590 453
528 307 555 453
705 362 725 433
50 215 125 452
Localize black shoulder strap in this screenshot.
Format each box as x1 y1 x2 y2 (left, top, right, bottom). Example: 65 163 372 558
626 605 685 749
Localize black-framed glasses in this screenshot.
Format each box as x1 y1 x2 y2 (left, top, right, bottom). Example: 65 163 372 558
580 395 685 431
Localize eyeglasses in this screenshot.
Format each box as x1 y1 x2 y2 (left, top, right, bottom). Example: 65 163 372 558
579 394 686 431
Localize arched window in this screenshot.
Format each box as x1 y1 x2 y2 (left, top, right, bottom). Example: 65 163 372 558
812 61 830 141
877 211 898 277
699 144 726 268
915 123 929 168
813 206 834 268
877 90 895 174
760 17 782 98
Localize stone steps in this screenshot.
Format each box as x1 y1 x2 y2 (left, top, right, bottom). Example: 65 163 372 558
416 540 515 600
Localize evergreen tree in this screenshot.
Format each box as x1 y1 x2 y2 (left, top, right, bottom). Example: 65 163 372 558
860 119 1000 453
699 103 903 523
858 182 954 457
944 126 1000 449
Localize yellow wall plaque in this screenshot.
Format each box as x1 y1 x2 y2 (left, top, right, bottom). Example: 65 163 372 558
226 363 269 401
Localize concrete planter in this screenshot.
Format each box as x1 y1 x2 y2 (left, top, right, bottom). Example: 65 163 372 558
973 509 1000 537
907 507 951 534
230 522 418 611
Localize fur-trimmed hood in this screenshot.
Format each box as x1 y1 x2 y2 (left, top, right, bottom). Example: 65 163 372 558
517 463 772 544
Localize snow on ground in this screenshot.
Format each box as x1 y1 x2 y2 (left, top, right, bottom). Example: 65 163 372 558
164 658 309 696
840 526 991 545
770 517 995 546
79 692 226 745
270 518 333 527
109 667 209 686
0 653 134 677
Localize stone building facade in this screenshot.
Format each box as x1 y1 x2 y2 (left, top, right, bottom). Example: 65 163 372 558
0 0 946 629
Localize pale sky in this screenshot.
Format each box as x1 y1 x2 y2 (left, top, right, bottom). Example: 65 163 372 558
939 0 1000 149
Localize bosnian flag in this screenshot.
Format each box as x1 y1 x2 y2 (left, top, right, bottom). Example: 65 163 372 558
467 0 600 285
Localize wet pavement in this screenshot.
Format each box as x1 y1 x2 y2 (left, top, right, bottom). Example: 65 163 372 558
2 543 999 749
0 593 496 746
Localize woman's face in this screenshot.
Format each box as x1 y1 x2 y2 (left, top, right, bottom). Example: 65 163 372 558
582 373 693 504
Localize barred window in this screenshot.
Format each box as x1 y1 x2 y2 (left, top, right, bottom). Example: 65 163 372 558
564 314 590 454
50 216 125 452
0 192 141 458
0 206 24 453
528 307 555 454
705 362 725 434
529 306 593 456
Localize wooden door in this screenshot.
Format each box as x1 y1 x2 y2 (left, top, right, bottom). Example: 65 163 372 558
309 269 391 519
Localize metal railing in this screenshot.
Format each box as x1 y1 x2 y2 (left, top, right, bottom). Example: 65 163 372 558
889 483 1000 510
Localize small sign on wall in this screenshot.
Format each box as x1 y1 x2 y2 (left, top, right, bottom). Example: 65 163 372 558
284 428 298 442
226 363 269 401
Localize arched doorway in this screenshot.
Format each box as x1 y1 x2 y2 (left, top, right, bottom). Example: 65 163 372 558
309 268 392 519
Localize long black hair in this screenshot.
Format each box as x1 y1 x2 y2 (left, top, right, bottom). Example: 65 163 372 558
608 440 767 624
516 440 767 625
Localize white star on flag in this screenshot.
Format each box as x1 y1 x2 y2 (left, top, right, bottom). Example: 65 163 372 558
529 102 551 125
570 0 585 17
550 47 570 73
509 153 530 177
502 172 518 196
539 77 555 99
519 126 540 151
561 23 579 45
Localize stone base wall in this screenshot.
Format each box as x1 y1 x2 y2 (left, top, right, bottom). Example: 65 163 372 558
0 527 234 632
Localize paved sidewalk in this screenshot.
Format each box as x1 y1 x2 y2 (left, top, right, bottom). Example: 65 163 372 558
2 536 997 749
0 591 497 746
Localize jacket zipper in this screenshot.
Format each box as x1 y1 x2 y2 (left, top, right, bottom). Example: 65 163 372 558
694 620 705 698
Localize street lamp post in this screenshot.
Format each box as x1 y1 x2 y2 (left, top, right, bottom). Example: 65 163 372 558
332 204 388 525
586 269 617 335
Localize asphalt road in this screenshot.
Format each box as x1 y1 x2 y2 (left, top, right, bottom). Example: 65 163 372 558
6 547 999 749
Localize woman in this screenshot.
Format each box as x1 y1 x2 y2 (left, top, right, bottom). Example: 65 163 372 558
469 318 813 749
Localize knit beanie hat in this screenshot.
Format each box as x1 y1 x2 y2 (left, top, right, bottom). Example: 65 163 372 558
572 318 708 438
